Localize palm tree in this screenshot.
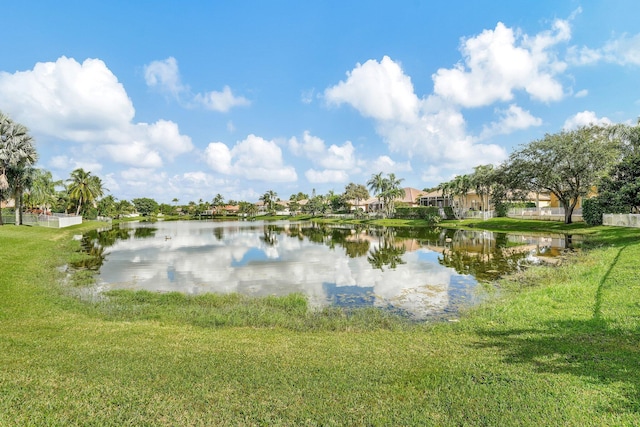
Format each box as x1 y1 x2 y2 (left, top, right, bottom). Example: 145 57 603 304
452 174 471 216
212 193 225 214
367 172 385 214
26 169 62 214
381 173 405 217
7 166 36 225
0 112 38 225
471 165 495 217
260 190 278 214
66 168 104 216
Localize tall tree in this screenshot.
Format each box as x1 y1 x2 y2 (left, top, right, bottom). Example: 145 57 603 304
239 201 258 218
96 195 117 217
0 112 38 225
344 182 370 212
260 190 278 214
212 193 225 213
367 172 385 213
594 122 640 214
380 173 405 218
26 168 62 214
470 165 496 215
66 168 105 215
132 197 159 216
7 166 35 225
506 125 618 224
452 174 472 214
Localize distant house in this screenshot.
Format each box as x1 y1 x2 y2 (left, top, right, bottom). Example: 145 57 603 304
419 190 454 208
419 190 551 213
0 199 15 209
548 187 596 210
220 204 240 214
366 187 427 212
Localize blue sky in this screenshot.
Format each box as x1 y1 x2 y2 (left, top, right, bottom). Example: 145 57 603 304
1 1 639 204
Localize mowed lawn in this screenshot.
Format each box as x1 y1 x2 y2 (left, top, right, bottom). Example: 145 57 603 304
1 221 639 426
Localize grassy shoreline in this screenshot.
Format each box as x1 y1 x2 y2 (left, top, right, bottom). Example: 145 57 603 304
1 219 639 425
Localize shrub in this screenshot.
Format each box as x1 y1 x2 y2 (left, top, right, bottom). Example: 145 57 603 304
443 206 455 220
494 201 509 217
394 206 441 221
582 198 604 226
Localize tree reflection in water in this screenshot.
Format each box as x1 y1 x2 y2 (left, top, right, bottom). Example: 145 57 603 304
438 230 532 281
260 225 278 246
366 227 407 271
367 242 406 271
73 225 154 270
78 222 568 284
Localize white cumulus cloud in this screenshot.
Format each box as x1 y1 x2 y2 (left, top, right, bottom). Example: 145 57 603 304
568 33 640 66
480 104 542 139
433 20 569 107
0 56 193 171
289 131 357 171
305 169 349 184
563 111 612 130
205 134 297 182
137 119 193 159
144 57 185 96
0 56 134 138
194 86 251 112
324 56 420 123
369 156 413 174
143 57 250 112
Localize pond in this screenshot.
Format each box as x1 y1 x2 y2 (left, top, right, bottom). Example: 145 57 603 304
77 220 578 320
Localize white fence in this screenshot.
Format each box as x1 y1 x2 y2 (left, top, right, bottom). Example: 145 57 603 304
463 210 495 220
1 213 83 228
602 214 640 228
507 207 583 222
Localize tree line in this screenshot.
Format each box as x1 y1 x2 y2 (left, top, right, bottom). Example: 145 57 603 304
3 108 639 225
435 122 640 224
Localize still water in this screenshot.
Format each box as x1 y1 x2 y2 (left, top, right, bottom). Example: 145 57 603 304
79 220 576 319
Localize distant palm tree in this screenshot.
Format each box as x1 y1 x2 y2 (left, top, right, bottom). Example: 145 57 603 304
452 174 472 216
367 172 385 214
381 173 405 217
8 167 37 225
471 165 495 215
66 168 104 215
27 169 62 214
0 112 38 225
260 190 278 214
212 193 225 213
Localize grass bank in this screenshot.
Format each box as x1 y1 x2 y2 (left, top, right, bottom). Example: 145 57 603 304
1 220 639 425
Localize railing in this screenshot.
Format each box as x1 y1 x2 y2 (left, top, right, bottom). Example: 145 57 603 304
603 213 640 228
0 213 82 228
507 207 583 222
463 210 495 220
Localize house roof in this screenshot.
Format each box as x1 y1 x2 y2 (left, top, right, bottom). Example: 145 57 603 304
400 187 427 203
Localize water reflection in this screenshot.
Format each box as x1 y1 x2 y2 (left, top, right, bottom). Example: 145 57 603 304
79 221 575 319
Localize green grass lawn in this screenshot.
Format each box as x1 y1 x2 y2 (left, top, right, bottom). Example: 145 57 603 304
1 219 639 425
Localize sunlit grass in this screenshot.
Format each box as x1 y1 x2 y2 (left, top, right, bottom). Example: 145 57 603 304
1 220 639 425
